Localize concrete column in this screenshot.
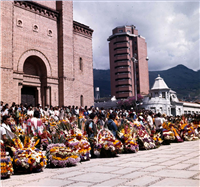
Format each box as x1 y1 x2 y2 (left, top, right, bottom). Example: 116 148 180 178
46 86 51 106
18 82 23 104
37 87 41 105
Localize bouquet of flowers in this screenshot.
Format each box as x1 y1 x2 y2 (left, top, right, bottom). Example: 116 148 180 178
133 121 156 150
54 120 91 161
66 128 91 161
11 136 47 173
162 122 183 142
182 123 199 141
118 122 139 153
37 130 52 150
1 140 13 178
46 143 80 167
152 132 163 147
96 128 123 157
163 129 175 141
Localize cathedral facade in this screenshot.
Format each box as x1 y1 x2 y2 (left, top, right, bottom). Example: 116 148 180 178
0 1 94 107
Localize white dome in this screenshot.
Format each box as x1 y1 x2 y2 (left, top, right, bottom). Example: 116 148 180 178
151 74 169 90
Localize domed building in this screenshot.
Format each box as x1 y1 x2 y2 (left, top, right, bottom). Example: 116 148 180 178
142 75 200 116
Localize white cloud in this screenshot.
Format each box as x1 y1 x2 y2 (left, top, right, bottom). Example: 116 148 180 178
73 1 199 71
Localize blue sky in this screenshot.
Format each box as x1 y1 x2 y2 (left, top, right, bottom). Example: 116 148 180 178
73 0 199 71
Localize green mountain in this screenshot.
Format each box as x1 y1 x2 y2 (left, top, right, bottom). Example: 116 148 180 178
149 65 200 100
93 64 200 101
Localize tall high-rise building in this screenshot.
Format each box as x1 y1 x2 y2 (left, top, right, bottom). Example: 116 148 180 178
108 25 149 99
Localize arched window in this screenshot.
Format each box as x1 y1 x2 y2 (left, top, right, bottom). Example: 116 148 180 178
80 95 83 107
79 57 82 71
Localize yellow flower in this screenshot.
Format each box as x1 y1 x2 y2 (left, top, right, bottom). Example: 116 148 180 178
40 162 44 167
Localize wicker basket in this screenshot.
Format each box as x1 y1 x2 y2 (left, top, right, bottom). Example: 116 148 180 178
96 128 117 157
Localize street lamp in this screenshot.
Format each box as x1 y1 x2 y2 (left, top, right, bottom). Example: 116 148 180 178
131 53 138 103
131 53 149 107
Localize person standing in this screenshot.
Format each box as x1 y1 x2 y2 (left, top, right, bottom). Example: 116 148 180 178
107 114 118 137
147 111 154 130
27 111 44 136
154 113 163 139
0 101 3 111
85 113 97 158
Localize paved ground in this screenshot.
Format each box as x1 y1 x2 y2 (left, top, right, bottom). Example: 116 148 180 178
1 140 200 187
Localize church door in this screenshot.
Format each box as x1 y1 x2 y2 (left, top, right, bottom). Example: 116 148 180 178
21 86 37 106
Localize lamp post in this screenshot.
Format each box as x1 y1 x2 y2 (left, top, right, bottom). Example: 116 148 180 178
131 54 138 103
131 53 149 110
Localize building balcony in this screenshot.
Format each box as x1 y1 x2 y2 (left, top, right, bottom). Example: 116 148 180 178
114 36 129 42
115 86 132 92
115 66 131 73
114 54 129 61
115 61 131 67
115 73 131 79
116 79 132 85
116 92 131 98
114 48 129 55
114 42 129 49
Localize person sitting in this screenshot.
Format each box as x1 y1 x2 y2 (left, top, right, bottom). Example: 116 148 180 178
1 115 15 140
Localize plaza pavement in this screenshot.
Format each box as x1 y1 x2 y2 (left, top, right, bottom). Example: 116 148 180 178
1 140 200 187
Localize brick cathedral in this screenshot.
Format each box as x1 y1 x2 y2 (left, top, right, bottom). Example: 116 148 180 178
0 1 94 107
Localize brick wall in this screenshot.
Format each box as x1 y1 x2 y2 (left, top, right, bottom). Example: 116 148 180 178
137 37 149 95
0 1 94 107
13 5 58 77
73 33 94 107
34 1 56 9
13 3 59 106
0 1 13 104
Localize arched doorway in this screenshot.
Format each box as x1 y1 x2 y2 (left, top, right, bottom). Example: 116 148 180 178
21 55 47 106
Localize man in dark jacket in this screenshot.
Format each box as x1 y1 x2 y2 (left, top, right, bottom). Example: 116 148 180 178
107 114 118 137
85 113 97 158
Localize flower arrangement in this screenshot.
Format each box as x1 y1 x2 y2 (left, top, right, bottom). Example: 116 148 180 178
163 129 175 141
11 136 47 173
1 140 13 178
96 128 123 157
54 120 91 161
118 122 139 153
35 130 52 150
162 122 183 142
46 143 80 167
152 132 163 147
66 129 91 161
133 121 156 150
182 123 199 141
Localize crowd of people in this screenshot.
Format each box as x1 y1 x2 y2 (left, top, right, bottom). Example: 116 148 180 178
1 101 200 142
1 101 200 178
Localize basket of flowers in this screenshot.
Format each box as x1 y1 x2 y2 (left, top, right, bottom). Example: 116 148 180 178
46 143 80 167
96 128 123 157
182 123 199 141
0 140 13 178
163 129 175 143
133 121 156 150
66 128 91 161
118 122 139 153
152 132 163 147
11 136 47 173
